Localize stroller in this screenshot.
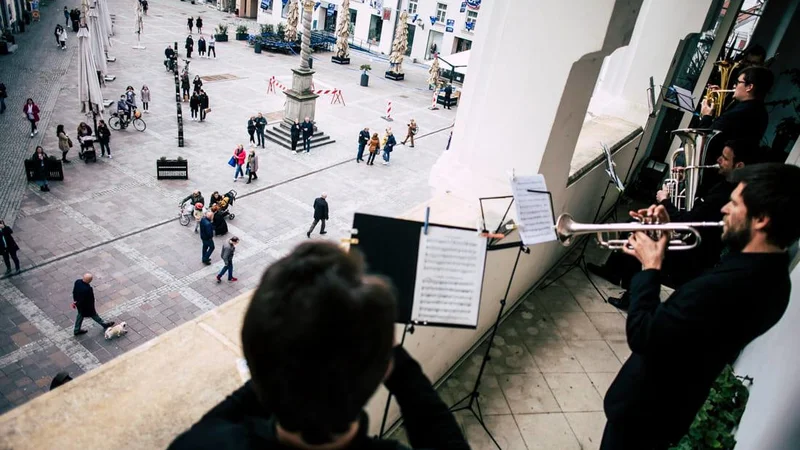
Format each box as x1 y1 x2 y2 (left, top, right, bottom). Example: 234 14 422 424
216 189 237 220
78 135 98 163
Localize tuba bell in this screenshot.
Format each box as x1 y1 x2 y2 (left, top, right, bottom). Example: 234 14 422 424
662 128 720 211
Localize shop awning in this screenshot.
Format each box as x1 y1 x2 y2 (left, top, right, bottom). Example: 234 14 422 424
439 49 471 75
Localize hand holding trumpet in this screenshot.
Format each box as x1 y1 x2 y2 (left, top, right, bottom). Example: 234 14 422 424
623 205 671 270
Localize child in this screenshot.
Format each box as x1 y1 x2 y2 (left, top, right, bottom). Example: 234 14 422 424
193 202 204 233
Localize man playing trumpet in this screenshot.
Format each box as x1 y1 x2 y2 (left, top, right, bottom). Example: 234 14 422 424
589 139 761 310
600 162 800 449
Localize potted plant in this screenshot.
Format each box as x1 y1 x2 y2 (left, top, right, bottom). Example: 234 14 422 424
214 24 229 42
277 22 286 41
359 64 371 87
235 25 249 41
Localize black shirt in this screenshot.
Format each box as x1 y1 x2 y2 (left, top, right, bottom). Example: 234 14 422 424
604 252 791 445
169 347 468 449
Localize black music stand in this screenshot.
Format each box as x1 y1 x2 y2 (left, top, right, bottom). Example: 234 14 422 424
447 196 531 449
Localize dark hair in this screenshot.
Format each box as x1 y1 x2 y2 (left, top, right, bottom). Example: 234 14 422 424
56 124 64 136
723 139 761 166
731 163 800 248
742 44 766 61
739 66 774 98
241 242 396 445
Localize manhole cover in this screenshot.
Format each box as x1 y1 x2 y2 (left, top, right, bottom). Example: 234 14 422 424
200 74 241 82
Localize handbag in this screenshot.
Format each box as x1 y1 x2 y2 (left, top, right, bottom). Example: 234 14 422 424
228 156 236 167
67 136 73 148
205 108 211 113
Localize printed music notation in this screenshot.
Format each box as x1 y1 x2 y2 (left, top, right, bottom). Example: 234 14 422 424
510 175 558 246
411 226 487 328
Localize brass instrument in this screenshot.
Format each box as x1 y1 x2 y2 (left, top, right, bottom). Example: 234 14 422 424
554 213 723 251
704 60 738 117
662 128 721 211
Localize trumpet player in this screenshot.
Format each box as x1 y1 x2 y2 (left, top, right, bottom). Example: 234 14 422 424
601 163 800 450
589 140 760 310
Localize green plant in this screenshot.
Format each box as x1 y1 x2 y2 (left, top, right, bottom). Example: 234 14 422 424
360 64 372 74
276 22 286 40
215 24 228 35
235 24 249 35
670 366 752 450
259 23 274 35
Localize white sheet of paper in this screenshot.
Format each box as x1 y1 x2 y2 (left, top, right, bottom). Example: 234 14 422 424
510 175 558 245
411 226 486 328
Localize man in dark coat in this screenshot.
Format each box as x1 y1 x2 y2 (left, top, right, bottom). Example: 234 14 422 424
290 120 301 151
0 220 21 274
254 113 267 148
73 273 114 336
300 117 314 153
200 211 215 264
600 163 800 449
306 193 328 238
356 127 369 163
443 84 453 109
198 90 209 122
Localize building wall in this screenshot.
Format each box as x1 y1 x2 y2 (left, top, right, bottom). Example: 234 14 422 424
257 0 481 61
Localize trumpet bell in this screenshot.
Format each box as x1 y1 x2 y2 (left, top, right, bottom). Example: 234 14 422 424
555 214 576 246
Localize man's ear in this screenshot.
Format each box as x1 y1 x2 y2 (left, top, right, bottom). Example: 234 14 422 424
734 161 745 170
751 214 770 233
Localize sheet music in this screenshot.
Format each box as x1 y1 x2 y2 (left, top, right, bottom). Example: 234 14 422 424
510 175 558 245
411 226 486 328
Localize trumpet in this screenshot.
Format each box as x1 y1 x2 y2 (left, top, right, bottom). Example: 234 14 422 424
554 213 723 251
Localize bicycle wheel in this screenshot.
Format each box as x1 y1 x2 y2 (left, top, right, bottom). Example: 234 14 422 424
108 116 122 130
179 212 190 226
133 118 147 132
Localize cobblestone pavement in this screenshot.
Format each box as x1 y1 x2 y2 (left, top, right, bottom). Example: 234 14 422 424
0 0 455 413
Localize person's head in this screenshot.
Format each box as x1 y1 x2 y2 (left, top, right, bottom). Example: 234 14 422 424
410 119 415 124
26 98 33 105
192 190 201 197
212 191 220 198
249 149 255 156
321 192 327 199
78 122 87 129
304 116 310 122
250 116 255 121
241 242 396 445
0 219 5 228
120 94 126 99
364 127 369 132
258 112 263 118
35 145 44 155
716 139 759 179
205 211 214 219
142 85 148 90
733 66 774 101
194 75 200 80
211 204 220 212
721 163 800 252
230 236 240 246
56 124 64 135
191 92 198 98
372 133 378 139
739 44 766 67
82 273 93 284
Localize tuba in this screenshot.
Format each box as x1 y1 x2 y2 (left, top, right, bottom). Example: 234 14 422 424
662 128 720 211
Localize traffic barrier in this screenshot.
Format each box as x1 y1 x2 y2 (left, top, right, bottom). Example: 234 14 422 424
382 100 393 121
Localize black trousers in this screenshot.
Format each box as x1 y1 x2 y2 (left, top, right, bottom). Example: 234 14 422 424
248 131 255 143
208 46 216 57
191 107 198 118
366 152 377 164
600 421 672 450
2 251 20 271
200 108 207 121
256 130 265 147
308 219 326 235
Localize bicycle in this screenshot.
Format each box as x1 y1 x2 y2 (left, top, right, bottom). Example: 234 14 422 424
109 110 146 132
178 203 193 226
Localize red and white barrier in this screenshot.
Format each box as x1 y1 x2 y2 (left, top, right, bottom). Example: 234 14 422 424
429 89 439 110
267 76 288 94
382 100 393 122
268 77 345 105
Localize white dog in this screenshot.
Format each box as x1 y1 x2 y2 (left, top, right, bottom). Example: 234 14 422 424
104 322 128 340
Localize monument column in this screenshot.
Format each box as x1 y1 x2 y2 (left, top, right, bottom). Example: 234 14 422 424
284 0 319 123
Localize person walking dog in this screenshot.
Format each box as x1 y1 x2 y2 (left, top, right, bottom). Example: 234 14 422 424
215 236 239 283
72 273 115 336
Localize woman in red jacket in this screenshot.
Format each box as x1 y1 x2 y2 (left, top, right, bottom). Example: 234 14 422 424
232 144 246 181
23 98 40 138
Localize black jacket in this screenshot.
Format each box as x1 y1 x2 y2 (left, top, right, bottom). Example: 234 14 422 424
604 252 791 445
199 94 209 109
72 279 98 316
200 217 214 240
96 125 111 143
0 226 19 254
190 96 200 110
290 123 301 140
254 117 267 131
698 99 768 164
301 121 314 138
358 130 370 145
313 197 328 221
168 347 468 450
247 120 256 133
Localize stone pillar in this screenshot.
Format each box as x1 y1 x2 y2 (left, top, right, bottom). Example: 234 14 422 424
430 0 643 212
589 0 714 126
284 0 319 123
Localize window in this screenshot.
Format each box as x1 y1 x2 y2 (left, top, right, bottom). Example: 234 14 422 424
465 10 477 31
435 2 446 23
408 0 418 14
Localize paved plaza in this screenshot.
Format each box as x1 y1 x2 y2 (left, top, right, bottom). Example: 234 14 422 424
0 0 454 413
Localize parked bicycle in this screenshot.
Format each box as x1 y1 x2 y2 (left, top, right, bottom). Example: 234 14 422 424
109 109 146 131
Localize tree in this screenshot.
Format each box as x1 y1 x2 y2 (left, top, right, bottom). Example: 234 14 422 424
428 54 441 88
334 0 350 59
286 0 299 42
388 11 409 74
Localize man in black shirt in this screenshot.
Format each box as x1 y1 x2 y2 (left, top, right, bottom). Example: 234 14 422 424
600 163 800 449
170 241 469 450
301 116 314 152
357 127 370 163
589 139 760 310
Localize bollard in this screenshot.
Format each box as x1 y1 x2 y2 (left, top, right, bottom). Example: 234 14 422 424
381 100 393 122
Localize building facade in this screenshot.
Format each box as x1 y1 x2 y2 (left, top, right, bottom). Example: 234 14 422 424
256 0 481 61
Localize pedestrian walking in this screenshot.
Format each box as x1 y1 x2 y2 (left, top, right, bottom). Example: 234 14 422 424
306 193 329 238
23 98 40 138
254 112 267 148
366 132 380 165
185 34 194 58
382 129 396 165
193 75 203 94
53 24 62 46
290 119 301 151
189 92 200 120
70 8 80 32
402 119 418 147
0 220 21 275
142 0 148 14
208 35 216 58
356 126 370 162
200 211 215 265
246 116 256 144
181 73 190 102
63 6 70 26
232 144 246 181
30 146 50 191
58 26 67 50
198 90 209 122
140 85 151 112
197 35 206 58
187 17 194 33
246 148 259 184
196 17 203 34
301 116 314 152
72 273 115 336
0 81 7 114
56 124 72 163
215 236 239 283
443 84 453 109
96 120 112 158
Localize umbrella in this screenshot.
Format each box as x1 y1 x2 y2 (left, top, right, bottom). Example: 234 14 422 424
88 8 108 80
95 0 114 39
132 1 145 49
78 25 104 129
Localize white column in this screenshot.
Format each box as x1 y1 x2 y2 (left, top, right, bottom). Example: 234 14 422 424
589 0 714 126
430 0 643 211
